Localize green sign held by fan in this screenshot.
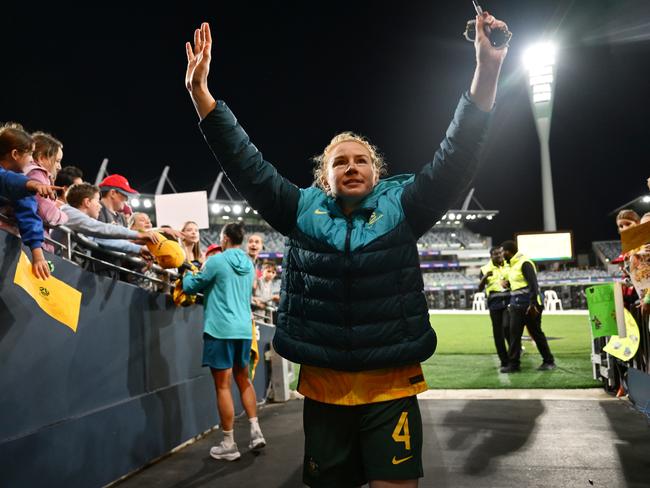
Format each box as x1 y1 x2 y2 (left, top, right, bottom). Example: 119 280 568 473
586 284 621 338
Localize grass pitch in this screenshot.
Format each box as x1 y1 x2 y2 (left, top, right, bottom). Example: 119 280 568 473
424 313 600 389
290 313 601 390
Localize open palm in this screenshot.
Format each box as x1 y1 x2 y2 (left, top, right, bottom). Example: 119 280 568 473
185 23 212 92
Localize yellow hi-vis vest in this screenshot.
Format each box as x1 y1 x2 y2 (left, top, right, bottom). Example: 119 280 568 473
480 260 509 296
508 252 536 291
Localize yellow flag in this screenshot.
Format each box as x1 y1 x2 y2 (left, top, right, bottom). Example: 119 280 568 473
250 320 259 380
13 251 82 332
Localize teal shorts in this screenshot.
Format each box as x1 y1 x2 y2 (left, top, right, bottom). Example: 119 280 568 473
202 334 251 370
303 395 423 487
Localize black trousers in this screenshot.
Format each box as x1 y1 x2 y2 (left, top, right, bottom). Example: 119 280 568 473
507 306 554 367
489 308 510 367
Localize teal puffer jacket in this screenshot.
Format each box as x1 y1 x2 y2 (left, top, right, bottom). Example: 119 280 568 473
200 92 490 371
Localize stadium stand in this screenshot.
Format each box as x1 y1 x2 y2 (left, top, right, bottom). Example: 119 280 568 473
417 227 488 250
593 240 621 264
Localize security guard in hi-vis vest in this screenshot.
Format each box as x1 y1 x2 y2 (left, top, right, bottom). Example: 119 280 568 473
500 240 556 373
478 246 511 369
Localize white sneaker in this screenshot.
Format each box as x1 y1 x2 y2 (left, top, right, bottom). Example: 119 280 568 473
210 441 241 461
249 429 266 450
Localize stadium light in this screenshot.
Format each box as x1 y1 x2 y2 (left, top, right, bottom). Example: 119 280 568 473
130 198 140 208
233 204 242 215
143 199 152 209
223 205 231 213
245 206 251 214
210 203 221 214
524 41 557 231
642 196 650 203
448 213 455 221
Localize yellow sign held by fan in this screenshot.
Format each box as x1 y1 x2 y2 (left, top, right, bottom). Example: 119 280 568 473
13 251 81 332
603 308 640 361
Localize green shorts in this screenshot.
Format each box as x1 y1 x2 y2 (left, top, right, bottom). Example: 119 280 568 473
302 395 423 488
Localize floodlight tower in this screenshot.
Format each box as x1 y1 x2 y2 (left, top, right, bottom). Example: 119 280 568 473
524 42 557 232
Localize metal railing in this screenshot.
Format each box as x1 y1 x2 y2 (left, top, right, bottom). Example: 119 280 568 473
1 212 179 291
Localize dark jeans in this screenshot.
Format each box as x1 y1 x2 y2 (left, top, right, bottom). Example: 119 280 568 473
489 308 510 367
507 305 554 367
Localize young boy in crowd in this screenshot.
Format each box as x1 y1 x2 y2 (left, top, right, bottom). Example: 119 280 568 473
54 183 158 256
0 122 52 279
252 260 280 309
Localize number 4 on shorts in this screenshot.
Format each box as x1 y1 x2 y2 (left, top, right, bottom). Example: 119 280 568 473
391 412 411 450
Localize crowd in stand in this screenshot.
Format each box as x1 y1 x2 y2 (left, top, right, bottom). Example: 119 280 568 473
0 122 283 302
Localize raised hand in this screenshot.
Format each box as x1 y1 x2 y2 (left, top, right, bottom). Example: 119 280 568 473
185 22 218 119
469 11 509 111
474 12 509 68
185 22 212 93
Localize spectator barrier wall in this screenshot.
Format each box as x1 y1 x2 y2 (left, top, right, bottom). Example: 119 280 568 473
0 230 274 487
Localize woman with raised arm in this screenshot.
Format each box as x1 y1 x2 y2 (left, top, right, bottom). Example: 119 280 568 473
186 13 508 487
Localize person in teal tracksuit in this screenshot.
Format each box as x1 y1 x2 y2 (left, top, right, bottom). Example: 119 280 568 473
182 222 266 461
184 12 508 487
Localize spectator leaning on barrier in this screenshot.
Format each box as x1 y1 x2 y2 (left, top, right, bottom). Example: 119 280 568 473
54 166 83 205
24 132 69 251
182 222 265 461
55 183 158 257
181 220 203 267
97 174 138 227
0 123 50 279
129 212 153 231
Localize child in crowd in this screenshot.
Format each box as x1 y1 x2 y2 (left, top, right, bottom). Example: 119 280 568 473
616 209 640 234
54 166 83 205
0 122 51 279
54 183 158 257
24 132 68 251
252 260 279 309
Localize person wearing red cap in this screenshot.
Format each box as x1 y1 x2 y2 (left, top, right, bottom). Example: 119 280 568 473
97 174 138 227
205 243 222 259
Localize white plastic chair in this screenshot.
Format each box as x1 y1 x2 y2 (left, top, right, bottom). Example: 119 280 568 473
544 290 563 311
472 292 486 311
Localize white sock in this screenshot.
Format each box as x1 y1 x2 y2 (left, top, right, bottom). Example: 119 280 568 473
222 429 234 447
249 417 262 434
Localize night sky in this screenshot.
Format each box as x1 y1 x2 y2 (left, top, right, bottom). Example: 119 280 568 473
3 1 650 254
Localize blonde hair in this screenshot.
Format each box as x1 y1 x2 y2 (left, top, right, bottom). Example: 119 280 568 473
312 131 387 191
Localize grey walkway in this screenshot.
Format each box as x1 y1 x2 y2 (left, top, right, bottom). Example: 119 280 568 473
115 391 650 488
